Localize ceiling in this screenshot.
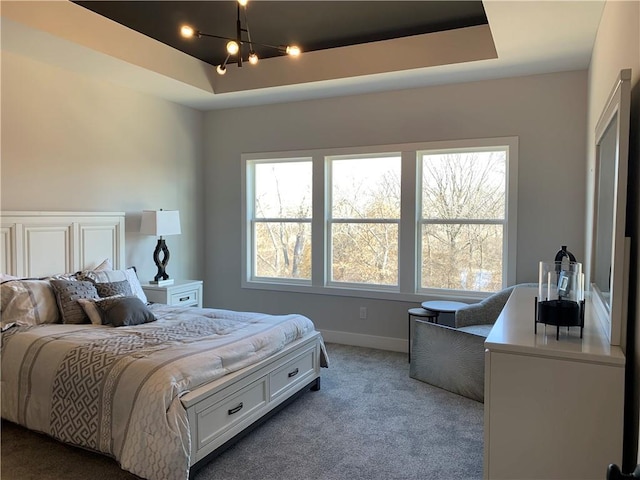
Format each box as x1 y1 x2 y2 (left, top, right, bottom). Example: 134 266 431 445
1 1 606 111
72 1 489 67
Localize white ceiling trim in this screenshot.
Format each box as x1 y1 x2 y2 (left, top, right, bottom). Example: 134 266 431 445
1 0 605 111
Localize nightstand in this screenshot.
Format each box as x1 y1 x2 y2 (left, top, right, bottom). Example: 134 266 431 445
142 279 203 308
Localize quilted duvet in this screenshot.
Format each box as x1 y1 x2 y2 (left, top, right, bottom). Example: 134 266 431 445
1 304 322 480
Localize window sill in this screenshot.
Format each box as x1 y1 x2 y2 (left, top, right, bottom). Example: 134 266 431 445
242 280 488 303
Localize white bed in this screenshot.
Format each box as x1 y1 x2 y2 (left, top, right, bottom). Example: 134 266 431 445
0 211 326 480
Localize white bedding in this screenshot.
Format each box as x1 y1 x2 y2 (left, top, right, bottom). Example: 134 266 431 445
1 304 326 480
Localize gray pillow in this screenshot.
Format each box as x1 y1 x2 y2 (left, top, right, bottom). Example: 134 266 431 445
50 280 99 324
95 280 132 298
76 268 147 304
98 296 156 327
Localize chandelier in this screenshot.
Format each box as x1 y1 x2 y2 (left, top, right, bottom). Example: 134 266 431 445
180 0 301 75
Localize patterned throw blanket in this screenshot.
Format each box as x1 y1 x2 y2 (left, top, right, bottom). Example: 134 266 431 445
1 305 325 480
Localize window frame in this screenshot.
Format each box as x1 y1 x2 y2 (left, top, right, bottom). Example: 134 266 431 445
244 156 313 285
416 143 513 294
326 152 402 290
241 137 518 302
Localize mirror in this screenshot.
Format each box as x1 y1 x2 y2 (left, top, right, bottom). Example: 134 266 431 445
590 69 631 346
593 118 617 301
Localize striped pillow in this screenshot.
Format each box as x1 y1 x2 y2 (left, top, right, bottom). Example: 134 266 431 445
0 279 61 330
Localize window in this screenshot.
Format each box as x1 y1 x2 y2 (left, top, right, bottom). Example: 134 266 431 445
249 159 312 282
243 138 517 299
328 154 401 287
419 148 507 292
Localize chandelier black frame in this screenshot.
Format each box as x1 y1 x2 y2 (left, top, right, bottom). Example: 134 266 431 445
180 0 300 75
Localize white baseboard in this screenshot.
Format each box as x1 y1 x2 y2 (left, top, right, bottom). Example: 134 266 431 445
318 329 408 353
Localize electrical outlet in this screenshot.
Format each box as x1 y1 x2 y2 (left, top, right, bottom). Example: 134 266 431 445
359 307 367 320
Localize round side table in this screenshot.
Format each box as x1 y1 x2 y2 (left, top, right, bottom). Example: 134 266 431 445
420 300 468 322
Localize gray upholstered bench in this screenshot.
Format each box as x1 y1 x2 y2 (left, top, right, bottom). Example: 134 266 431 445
409 284 536 402
410 320 488 402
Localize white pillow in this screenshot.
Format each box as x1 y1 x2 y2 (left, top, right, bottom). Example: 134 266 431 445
124 268 148 304
1 279 61 330
94 258 113 271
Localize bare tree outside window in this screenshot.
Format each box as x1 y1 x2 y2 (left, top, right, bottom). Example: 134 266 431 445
253 161 312 280
245 139 515 295
420 150 506 292
330 155 401 286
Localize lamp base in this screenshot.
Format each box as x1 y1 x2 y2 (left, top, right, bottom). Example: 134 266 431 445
152 238 172 284
149 278 174 286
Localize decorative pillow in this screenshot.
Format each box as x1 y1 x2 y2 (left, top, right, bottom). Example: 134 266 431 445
77 267 147 304
49 279 99 324
96 296 157 327
94 258 112 271
124 268 148 304
46 272 78 281
95 280 132 298
77 295 124 325
0 273 19 282
1 279 61 330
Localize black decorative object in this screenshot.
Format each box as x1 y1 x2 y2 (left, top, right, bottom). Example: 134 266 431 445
535 246 585 340
152 238 171 283
554 245 576 263
140 210 181 286
607 464 640 480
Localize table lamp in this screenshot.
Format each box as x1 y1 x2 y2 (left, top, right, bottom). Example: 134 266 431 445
140 209 181 285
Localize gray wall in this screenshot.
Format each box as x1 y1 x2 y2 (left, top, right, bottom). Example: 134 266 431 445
204 70 588 349
0 50 205 284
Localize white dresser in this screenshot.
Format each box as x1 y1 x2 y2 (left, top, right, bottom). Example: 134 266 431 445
484 286 625 480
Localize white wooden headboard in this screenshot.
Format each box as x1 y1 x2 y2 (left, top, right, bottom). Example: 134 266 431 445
1 211 125 277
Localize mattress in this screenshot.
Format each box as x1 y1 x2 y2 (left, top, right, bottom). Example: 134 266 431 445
1 304 325 480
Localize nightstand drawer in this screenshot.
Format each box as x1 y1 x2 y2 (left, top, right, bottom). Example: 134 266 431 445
169 289 200 307
142 280 203 307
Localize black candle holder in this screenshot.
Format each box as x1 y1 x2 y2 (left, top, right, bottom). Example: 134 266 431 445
534 258 585 340
535 297 585 340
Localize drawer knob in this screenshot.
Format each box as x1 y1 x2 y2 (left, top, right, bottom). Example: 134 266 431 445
288 368 299 378
179 296 190 302
228 403 243 415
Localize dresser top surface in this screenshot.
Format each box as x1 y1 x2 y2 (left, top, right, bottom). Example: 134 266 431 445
485 287 625 365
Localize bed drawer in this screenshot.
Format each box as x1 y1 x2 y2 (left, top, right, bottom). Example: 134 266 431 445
196 377 268 450
269 348 315 400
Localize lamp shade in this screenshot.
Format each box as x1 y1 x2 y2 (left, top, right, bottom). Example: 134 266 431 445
140 210 181 237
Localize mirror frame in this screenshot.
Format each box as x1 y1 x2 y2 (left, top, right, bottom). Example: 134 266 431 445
590 69 632 346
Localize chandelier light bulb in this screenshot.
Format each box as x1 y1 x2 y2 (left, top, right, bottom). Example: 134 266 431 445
248 52 258 65
180 25 195 38
226 41 240 55
286 45 301 56
216 65 227 75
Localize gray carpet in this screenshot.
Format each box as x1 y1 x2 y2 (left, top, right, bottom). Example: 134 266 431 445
1 343 484 480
